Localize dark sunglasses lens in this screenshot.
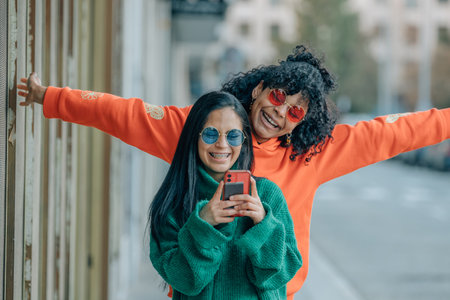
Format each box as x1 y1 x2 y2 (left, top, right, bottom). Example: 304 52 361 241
201 127 219 144
287 106 305 122
226 129 244 147
269 89 286 106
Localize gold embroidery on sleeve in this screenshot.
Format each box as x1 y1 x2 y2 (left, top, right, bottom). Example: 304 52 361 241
385 112 411 123
144 103 164 120
81 91 105 100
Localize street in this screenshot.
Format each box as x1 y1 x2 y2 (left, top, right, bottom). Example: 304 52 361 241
297 160 450 300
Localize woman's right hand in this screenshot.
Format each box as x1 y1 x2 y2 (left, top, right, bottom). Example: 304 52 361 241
199 181 243 226
17 72 47 106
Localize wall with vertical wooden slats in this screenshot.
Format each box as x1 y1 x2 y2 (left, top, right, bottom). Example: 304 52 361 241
0 1 8 300
2 0 177 299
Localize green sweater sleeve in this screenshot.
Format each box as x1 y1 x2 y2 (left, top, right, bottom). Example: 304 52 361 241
235 180 302 291
150 200 232 296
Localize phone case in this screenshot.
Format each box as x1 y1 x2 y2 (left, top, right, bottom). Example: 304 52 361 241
222 170 251 217
222 170 251 200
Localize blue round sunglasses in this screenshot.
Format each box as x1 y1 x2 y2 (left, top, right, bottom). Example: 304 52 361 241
199 127 246 147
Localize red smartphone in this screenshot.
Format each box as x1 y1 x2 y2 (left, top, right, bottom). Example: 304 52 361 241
222 170 251 217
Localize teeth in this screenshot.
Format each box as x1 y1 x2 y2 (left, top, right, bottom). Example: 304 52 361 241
263 112 278 127
210 153 230 159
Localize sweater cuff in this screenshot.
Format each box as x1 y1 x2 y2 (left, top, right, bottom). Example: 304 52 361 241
43 86 65 119
235 203 277 255
186 200 231 249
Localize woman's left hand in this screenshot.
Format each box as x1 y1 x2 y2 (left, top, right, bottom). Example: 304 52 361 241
230 177 266 225
17 72 47 106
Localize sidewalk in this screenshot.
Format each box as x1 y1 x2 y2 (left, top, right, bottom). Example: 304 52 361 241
295 241 364 300
128 260 169 300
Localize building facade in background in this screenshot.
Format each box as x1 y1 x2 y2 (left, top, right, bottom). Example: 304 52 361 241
220 0 298 66
218 0 450 112
351 0 450 111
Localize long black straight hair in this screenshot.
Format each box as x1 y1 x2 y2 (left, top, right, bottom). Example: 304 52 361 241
149 91 253 247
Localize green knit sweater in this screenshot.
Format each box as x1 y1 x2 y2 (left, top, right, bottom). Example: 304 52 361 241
150 167 302 299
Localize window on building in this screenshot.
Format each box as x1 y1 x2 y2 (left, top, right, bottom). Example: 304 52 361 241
240 23 250 36
438 26 450 44
270 24 280 40
405 25 418 45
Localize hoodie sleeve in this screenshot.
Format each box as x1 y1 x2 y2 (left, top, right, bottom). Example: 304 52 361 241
315 108 450 183
43 86 191 163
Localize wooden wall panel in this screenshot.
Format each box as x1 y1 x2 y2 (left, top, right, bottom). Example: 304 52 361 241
30 0 44 298
0 0 8 299
1 0 165 299
13 0 27 299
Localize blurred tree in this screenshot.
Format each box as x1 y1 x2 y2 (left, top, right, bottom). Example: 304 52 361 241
275 0 378 113
431 44 450 109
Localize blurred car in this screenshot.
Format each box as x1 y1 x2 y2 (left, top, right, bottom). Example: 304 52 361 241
396 147 426 166
396 140 450 171
421 140 450 171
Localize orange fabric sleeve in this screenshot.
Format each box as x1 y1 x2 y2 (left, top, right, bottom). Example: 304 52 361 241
43 86 191 163
315 108 450 184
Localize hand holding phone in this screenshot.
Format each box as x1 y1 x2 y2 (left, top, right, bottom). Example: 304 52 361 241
222 170 251 199
229 176 266 224
199 181 242 226
222 170 251 217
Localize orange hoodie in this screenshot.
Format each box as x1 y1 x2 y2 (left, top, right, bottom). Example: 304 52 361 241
43 87 450 299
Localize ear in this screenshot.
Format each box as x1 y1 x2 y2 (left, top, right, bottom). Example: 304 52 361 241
251 80 264 99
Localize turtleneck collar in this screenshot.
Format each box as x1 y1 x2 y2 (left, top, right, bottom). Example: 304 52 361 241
251 131 282 152
197 166 221 199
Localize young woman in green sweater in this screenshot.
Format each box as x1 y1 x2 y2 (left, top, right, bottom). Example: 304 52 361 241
149 91 302 299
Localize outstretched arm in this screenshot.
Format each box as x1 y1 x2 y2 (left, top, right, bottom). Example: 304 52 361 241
315 109 450 183
18 73 190 162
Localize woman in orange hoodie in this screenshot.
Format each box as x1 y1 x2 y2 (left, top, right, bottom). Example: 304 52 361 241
19 45 450 299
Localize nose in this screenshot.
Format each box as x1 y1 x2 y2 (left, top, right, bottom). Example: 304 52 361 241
215 135 228 148
274 102 289 118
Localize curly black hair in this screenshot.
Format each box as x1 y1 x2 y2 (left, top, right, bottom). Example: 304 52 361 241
221 45 339 163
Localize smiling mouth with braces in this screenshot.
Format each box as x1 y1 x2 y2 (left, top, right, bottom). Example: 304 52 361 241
209 153 230 159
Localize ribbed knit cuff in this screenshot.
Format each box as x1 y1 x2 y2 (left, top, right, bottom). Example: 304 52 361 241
235 203 277 255
43 86 64 119
186 200 231 249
